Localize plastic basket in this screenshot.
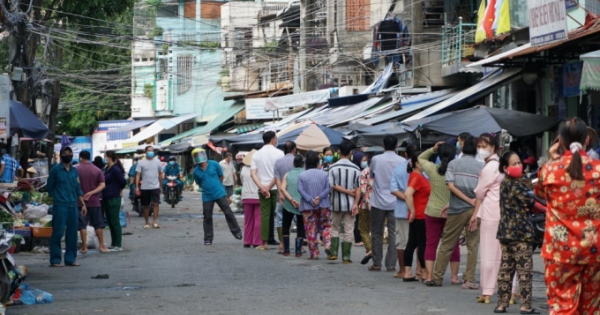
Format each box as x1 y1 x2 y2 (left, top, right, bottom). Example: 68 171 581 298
32 227 52 238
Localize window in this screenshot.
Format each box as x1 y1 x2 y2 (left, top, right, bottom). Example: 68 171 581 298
346 0 370 31
157 4 179 18
177 55 193 95
234 27 252 50
270 61 289 83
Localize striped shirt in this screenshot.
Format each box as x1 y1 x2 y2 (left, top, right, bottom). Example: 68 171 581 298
1 154 20 183
297 169 331 211
328 159 361 212
445 155 484 215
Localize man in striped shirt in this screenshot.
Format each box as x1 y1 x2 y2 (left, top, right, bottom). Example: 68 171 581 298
0 148 22 184
327 141 361 263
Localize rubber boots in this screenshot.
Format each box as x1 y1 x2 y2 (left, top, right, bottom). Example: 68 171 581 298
328 237 340 260
342 242 353 264
295 238 303 257
283 236 290 256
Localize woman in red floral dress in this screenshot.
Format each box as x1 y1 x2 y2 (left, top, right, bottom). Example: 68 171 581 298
535 117 600 315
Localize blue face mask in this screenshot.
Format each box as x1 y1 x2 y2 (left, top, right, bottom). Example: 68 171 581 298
324 156 334 164
169 161 175 166
456 142 461 150
147 151 155 159
361 161 368 169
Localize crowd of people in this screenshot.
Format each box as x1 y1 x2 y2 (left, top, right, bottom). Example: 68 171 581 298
32 116 600 315
194 117 600 315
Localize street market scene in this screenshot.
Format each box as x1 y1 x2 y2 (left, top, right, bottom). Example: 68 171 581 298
0 0 599 314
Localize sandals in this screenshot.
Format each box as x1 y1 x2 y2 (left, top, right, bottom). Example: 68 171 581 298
494 307 507 313
65 263 80 267
143 225 150 229
368 266 381 271
360 254 372 265
393 272 405 278
425 280 442 287
462 281 480 290
204 241 212 246
403 277 419 282
152 224 160 229
50 264 64 267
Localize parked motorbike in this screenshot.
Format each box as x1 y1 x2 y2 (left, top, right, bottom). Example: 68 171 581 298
165 176 180 208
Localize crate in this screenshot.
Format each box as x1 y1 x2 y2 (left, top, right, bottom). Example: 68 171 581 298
13 228 31 238
32 227 52 238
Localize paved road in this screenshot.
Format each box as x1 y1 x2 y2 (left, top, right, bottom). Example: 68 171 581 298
10 191 549 315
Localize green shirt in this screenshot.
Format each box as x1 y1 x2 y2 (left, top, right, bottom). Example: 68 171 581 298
47 163 83 207
283 168 303 215
418 148 451 218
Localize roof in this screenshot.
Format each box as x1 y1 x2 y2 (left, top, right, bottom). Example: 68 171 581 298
223 87 293 101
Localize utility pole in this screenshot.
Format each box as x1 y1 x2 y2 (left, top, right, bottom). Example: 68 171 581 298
299 0 306 92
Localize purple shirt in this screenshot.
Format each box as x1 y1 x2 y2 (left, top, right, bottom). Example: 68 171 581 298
75 162 105 207
297 169 331 211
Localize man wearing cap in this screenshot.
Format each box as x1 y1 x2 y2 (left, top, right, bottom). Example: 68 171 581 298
47 147 87 267
192 148 242 245
0 148 22 184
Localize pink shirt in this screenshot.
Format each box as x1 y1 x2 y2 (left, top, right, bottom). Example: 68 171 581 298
75 162 105 207
474 154 504 221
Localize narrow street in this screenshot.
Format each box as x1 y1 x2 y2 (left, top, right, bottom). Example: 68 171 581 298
9 191 549 315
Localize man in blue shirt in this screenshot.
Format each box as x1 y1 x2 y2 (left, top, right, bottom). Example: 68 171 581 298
0 148 22 183
47 147 87 267
192 148 242 245
162 156 183 201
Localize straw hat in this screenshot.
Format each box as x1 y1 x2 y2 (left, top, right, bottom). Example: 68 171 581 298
27 167 37 175
27 158 34 163
243 149 257 166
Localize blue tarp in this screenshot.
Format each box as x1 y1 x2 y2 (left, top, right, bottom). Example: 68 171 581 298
10 100 50 139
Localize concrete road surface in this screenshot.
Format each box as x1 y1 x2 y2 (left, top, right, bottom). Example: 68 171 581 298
9 191 549 315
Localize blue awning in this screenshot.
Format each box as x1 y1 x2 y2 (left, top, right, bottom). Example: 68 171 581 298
328 94 369 107
107 120 155 141
404 68 522 122
9 100 50 139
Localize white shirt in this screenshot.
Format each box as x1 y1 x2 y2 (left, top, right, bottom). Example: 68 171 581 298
219 159 235 186
251 144 284 189
240 166 259 200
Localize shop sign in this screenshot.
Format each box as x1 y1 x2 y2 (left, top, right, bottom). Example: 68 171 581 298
528 0 568 46
245 99 274 120
563 61 583 97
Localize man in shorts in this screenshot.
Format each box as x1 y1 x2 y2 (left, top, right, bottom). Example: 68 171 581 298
75 151 108 253
135 146 163 229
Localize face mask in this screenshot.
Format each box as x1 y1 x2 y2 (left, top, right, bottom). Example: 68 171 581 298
169 161 175 166
324 156 334 164
61 155 73 164
456 142 461 150
506 165 523 179
147 151 155 159
361 161 368 169
319 159 323 165
477 149 491 160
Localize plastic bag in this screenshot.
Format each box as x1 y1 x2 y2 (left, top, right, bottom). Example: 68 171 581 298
20 288 53 305
119 212 127 228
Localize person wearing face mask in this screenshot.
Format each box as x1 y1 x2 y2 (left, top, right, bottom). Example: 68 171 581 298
162 156 184 201
357 154 374 265
469 133 504 301
192 148 243 245
135 146 164 229
47 147 87 267
321 147 334 172
494 151 537 314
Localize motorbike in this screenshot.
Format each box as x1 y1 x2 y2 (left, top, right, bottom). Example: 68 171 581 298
165 176 180 208
0 192 26 312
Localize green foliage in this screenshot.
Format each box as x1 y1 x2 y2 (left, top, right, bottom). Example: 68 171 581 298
149 26 164 38
143 83 154 99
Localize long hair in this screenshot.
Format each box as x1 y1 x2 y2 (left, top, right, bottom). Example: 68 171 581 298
477 133 498 153
105 150 124 174
437 143 457 175
559 117 588 180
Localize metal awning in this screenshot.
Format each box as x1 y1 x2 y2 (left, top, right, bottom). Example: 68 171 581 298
466 44 532 68
312 97 383 126
159 104 244 145
123 113 198 146
106 120 155 141
404 68 522 122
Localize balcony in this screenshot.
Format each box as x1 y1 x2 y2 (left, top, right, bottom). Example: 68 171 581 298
441 17 477 77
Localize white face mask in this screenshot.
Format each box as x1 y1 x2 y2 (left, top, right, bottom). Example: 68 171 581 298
477 149 491 160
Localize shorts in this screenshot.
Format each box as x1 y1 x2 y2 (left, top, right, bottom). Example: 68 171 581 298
78 207 106 230
141 189 161 206
224 185 234 197
395 218 409 250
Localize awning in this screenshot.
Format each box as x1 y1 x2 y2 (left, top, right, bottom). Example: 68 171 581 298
580 50 600 91
165 142 192 154
123 113 198 147
264 89 330 111
328 94 369 107
404 68 522 122
312 97 383 126
158 104 244 145
107 120 155 141
362 63 394 94
466 44 532 68
354 89 458 126
10 100 51 140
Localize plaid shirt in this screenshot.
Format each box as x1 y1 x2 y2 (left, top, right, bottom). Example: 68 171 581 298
1 154 20 183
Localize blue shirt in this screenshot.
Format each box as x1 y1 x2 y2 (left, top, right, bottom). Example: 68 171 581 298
297 169 331 211
163 164 182 177
128 163 137 178
193 160 225 202
1 154 20 183
47 163 83 207
390 161 409 219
